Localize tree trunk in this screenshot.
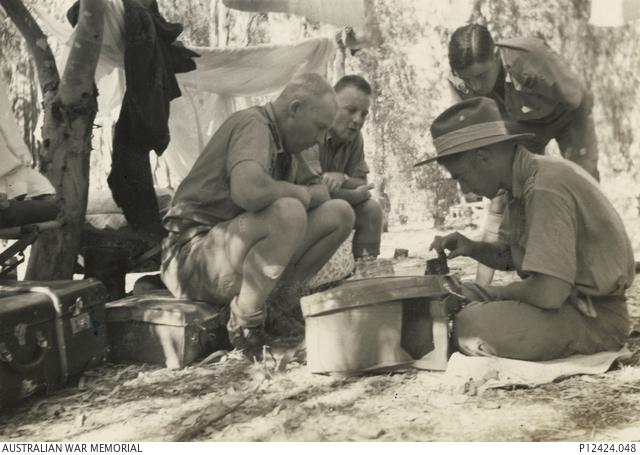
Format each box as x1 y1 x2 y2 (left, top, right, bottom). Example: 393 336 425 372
1 0 105 280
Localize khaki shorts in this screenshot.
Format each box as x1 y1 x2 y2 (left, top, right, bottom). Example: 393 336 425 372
161 221 241 305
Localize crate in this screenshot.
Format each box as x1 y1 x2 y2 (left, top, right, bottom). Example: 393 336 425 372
301 275 453 375
106 291 225 369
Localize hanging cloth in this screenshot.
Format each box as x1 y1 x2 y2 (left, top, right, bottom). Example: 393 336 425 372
68 0 199 228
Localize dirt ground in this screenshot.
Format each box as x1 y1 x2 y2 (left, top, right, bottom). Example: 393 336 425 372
1 224 640 442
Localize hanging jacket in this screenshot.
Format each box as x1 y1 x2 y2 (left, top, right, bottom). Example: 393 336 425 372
69 0 199 229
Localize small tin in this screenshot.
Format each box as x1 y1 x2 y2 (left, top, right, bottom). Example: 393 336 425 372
424 252 450 275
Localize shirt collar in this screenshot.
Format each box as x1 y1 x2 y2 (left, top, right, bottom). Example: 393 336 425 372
263 102 284 154
326 129 338 145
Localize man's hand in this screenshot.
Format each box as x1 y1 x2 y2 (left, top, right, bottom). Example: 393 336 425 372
352 183 374 203
430 232 475 259
322 172 347 192
306 184 330 209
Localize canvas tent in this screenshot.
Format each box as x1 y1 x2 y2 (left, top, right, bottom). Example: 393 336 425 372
590 0 640 26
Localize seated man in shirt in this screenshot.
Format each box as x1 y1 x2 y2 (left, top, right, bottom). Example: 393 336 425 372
305 75 383 259
415 97 634 361
161 73 355 360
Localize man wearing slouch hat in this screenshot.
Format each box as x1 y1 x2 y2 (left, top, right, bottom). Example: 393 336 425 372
415 97 634 361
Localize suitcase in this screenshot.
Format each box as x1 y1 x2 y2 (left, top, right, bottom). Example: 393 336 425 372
0 279 109 406
300 275 456 375
106 291 225 369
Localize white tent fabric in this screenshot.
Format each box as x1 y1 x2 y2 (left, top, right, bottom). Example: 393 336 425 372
590 0 640 26
33 2 337 184
222 0 382 47
166 38 336 179
223 0 367 30
0 77 55 199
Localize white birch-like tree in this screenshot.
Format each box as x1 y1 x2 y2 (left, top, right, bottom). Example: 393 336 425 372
0 0 104 279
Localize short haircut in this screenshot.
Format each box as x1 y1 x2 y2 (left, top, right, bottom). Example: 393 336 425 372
334 74 372 95
448 24 495 73
278 73 335 107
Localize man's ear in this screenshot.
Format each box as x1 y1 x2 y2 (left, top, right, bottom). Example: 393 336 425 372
288 99 303 118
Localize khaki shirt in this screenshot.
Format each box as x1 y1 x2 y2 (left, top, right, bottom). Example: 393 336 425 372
449 37 589 127
163 103 320 233
303 131 370 181
499 146 635 312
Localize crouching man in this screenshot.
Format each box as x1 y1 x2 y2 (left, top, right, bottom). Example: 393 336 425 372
161 73 355 359
305 75 383 258
415 97 634 361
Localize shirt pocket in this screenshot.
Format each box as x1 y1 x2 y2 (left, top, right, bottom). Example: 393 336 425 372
505 82 560 121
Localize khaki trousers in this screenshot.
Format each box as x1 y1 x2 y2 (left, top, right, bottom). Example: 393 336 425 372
453 292 630 361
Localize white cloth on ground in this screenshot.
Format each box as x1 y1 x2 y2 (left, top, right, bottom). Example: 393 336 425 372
443 347 632 390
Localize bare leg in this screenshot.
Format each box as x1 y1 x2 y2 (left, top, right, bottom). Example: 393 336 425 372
282 199 355 285
352 198 383 258
224 197 307 326
261 199 354 336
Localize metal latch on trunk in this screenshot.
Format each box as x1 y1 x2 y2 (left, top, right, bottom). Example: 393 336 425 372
0 332 50 373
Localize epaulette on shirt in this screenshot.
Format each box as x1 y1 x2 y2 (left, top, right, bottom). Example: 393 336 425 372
448 74 470 95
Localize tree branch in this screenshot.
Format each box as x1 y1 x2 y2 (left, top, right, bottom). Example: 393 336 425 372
58 0 105 105
0 0 59 92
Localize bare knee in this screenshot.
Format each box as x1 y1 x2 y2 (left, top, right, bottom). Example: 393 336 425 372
453 302 560 360
268 197 307 233
453 305 499 357
325 199 355 232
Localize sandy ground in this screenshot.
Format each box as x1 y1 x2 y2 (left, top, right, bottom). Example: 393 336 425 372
1 223 639 442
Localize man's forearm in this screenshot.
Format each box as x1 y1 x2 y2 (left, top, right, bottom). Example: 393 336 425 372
331 188 367 206
271 181 312 208
468 240 515 271
240 179 309 212
342 175 366 190
486 274 571 310
307 184 330 209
